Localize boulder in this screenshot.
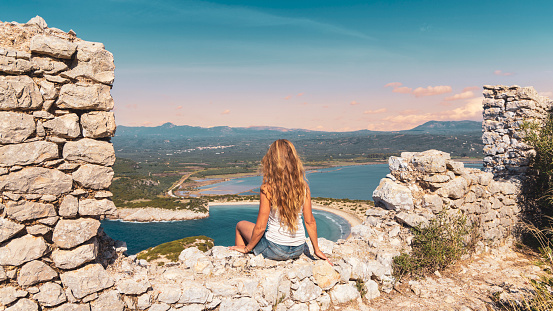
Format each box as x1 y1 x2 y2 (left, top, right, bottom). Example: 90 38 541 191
60 264 114 299
90 290 124 311
78 199 117 216
18 260 58 286
57 84 114 111
30 35 77 59
34 282 67 307
63 138 116 166
0 167 72 195
81 111 116 138
6 200 56 221
52 238 98 269
0 235 49 266
43 114 81 138
372 178 414 211
0 76 43 110
329 283 360 304
72 164 114 189
0 217 25 243
0 141 59 167
0 111 35 144
53 218 100 249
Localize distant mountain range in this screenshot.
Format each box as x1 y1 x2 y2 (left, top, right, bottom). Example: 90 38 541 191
114 120 482 138
111 120 484 163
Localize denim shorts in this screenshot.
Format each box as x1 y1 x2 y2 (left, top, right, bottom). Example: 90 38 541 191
252 235 306 261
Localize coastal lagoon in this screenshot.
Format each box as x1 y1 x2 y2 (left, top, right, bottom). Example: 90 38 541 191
102 204 350 254
103 162 482 254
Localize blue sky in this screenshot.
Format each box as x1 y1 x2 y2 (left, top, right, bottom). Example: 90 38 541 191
2 0 552 131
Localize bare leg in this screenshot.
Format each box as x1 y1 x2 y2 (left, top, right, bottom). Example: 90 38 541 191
235 220 255 247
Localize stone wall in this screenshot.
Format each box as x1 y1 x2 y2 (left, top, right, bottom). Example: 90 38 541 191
0 16 119 310
482 85 553 176
372 150 520 244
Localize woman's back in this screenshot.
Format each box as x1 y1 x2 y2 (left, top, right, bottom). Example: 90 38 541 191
265 206 306 246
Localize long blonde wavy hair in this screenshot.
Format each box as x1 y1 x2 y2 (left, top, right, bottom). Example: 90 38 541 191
261 139 308 233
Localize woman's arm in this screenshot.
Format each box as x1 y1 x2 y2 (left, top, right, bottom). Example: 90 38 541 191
303 187 332 265
229 186 271 253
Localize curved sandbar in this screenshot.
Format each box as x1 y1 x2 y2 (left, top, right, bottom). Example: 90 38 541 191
107 208 209 222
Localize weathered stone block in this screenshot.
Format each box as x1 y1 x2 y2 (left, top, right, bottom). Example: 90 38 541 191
0 234 49 266
6 200 56 221
0 167 72 195
61 41 115 85
4 298 38 311
437 177 469 199
372 178 414 211
30 35 77 59
312 261 340 290
52 238 98 269
31 55 68 75
53 218 100 249
90 290 124 311
0 217 25 243
0 54 32 74
0 76 43 110
59 195 79 218
0 111 35 144
17 260 58 287
63 138 115 166
72 164 114 189
57 84 114 111
0 141 59 167
60 264 114 299
178 281 211 304
329 283 360 304
219 297 260 311
43 114 81 138
34 282 67 307
78 199 116 216
81 111 116 138
411 150 449 173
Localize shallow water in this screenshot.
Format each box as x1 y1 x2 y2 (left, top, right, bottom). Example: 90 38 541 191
101 204 350 255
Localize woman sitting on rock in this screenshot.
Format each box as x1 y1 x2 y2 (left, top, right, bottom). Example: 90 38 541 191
230 139 330 263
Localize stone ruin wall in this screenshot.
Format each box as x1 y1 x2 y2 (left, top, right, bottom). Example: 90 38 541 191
482 85 553 176
0 16 552 311
0 17 119 310
372 85 553 246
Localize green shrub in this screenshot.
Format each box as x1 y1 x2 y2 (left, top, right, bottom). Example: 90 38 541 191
137 235 214 263
393 211 474 280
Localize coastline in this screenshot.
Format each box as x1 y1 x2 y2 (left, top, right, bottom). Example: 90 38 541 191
108 200 363 232
209 200 363 228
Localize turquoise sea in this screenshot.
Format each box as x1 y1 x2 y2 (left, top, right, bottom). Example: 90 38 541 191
102 162 482 254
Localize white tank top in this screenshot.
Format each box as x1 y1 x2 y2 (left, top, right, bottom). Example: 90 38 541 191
265 207 306 246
